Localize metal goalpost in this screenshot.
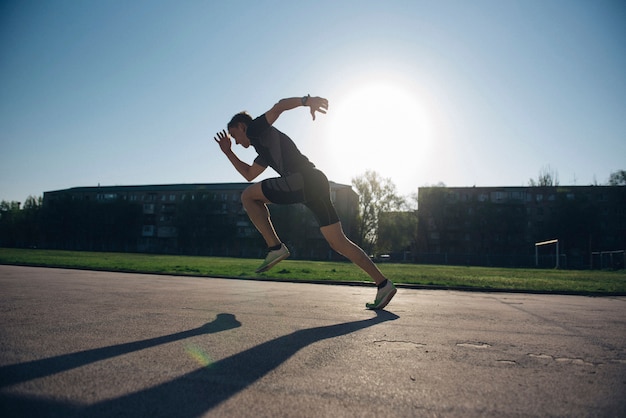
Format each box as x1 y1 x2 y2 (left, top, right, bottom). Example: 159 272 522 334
535 239 559 269
591 250 626 270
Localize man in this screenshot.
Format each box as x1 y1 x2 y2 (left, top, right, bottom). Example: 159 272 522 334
214 95 396 310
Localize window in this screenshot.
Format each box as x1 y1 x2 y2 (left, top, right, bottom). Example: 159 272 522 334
97 193 117 201
490 191 505 202
157 226 177 238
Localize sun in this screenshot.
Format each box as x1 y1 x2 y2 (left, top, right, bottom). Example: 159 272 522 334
326 81 433 193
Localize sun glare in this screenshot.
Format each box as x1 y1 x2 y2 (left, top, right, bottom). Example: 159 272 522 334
327 81 433 192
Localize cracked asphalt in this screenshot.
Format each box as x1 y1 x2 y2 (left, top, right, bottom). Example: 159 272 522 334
1 265 625 417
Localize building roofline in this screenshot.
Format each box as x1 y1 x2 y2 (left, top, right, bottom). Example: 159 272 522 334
44 183 251 194
44 181 354 195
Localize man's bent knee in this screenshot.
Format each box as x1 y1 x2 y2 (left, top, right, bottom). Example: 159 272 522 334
241 184 270 206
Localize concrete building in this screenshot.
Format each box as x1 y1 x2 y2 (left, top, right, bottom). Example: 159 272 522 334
415 185 626 268
43 182 359 259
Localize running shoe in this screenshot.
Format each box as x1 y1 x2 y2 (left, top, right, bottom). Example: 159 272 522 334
255 243 290 273
366 280 397 310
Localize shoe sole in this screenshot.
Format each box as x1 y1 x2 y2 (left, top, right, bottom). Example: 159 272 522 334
255 251 290 273
366 288 397 310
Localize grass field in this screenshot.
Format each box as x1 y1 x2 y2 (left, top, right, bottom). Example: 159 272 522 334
1 248 625 295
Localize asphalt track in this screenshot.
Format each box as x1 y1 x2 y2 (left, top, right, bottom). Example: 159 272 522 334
0 265 625 417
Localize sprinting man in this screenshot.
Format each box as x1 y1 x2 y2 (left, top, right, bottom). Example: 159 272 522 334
213 95 396 310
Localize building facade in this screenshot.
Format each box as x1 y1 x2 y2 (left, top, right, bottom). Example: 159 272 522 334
415 186 626 268
43 182 359 259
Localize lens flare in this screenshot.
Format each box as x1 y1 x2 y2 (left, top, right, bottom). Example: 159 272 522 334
185 344 214 367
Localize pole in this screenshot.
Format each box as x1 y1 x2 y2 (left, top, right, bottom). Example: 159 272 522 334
535 245 538 267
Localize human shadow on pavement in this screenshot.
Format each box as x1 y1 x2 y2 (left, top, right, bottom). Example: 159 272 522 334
0 313 241 388
0 310 398 418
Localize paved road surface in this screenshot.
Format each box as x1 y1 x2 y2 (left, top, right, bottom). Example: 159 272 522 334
0 265 624 417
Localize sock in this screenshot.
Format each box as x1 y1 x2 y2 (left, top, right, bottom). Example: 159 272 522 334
377 279 388 289
268 243 282 251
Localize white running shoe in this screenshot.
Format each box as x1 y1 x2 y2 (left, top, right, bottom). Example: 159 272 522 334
366 280 397 310
255 243 290 273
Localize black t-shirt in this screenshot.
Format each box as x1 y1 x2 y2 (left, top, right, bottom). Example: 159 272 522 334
246 115 315 176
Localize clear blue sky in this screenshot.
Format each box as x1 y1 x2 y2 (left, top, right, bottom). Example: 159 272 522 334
1 0 624 203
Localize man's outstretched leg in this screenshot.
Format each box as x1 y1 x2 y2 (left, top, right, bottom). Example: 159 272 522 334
240 183 290 273
320 222 396 309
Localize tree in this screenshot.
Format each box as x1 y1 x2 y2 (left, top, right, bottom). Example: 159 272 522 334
0 196 43 248
529 166 559 187
608 170 626 186
377 211 417 257
351 170 404 254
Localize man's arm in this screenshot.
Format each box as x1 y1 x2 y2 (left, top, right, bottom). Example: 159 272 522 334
264 95 329 126
225 152 266 182
214 130 266 182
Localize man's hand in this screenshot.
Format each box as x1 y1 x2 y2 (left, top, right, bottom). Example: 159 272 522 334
307 96 329 120
213 129 265 181
214 130 232 154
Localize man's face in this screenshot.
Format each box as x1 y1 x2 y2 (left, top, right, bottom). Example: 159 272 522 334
228 123 250 148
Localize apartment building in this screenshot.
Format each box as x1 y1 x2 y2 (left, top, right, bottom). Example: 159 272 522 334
43 182 359 259
415 186 626 268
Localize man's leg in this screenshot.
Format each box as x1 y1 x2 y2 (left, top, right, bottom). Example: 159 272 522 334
320 222 386 285
241 183 290 273
241 183 281 248
320 222 396 309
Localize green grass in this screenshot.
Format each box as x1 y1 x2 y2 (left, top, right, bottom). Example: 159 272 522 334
1 248 625 294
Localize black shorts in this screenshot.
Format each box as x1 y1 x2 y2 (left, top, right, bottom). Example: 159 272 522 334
261 168 340 227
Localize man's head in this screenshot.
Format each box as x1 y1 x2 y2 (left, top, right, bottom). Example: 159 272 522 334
227 112 253 148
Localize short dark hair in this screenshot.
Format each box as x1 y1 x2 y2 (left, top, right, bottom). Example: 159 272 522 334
227 112 253 129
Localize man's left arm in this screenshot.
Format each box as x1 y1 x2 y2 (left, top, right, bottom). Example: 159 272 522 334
264 95 329 126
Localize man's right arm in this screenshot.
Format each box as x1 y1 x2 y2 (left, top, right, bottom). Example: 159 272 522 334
224 150 266 182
